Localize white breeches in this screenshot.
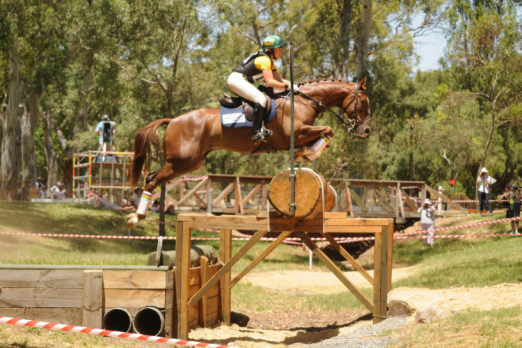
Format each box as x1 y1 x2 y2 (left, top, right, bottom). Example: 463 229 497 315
227 72 267 107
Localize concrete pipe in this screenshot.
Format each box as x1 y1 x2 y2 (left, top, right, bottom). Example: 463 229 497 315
102 307 133 333
133 306 165 336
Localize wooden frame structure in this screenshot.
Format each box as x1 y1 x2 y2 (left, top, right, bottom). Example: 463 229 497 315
155 176 465 222
175 212 394 339
72 151 139 204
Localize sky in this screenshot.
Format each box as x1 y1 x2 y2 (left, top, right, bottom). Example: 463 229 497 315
412 13 448 72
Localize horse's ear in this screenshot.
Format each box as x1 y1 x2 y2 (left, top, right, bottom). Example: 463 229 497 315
358 76 367 89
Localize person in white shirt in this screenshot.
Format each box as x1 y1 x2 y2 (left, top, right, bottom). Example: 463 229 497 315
417 199 436 247
49 181 66 200
476 167 492 216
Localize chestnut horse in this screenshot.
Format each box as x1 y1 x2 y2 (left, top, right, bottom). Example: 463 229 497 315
127 78 371 224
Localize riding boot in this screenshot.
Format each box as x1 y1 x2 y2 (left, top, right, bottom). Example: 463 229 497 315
252 103 273 143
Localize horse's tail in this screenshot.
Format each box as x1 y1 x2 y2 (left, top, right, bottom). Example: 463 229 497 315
128 118 172 188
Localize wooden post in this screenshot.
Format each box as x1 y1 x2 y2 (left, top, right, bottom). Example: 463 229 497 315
206 178 212 214
199 256 209 328
82 270 103 329
235 177 244 215
345 183 354 217
380 226 388 318
386 219 394 293
175 222 191 340
373 232 383 324
219 229 232 325
368 186 374 213
261 184 267 210
165 270 175 337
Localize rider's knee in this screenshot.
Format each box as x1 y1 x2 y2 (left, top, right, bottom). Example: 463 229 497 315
255 98 267 108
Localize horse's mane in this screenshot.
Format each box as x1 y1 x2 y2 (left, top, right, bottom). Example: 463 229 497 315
300 78 351 85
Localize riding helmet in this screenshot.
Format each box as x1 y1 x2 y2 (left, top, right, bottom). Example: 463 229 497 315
262 35 285 51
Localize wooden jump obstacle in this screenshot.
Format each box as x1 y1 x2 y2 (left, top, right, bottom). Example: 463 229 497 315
175 212 394 339
0 264 223 337
157 175 466 222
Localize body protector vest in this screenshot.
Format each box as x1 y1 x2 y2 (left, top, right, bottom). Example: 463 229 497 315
232 51 272 84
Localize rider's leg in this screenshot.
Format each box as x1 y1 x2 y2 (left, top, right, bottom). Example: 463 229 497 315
227 73 271 143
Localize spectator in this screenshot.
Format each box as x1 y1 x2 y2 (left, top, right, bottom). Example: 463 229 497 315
509 184 521 234
476 167 492 216
94 194 135 214
133 187 143 208
418 199 436 248
95 114 115 152
36 177 45 199
151 200 175 215
49 181 66 200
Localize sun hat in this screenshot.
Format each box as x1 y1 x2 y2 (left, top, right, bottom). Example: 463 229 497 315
424 199 432 205
481 167 488 173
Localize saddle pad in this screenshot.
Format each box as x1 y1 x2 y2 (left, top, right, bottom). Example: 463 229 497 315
220 99 277 128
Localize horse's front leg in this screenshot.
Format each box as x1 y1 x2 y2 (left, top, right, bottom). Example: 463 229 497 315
295 125 334 146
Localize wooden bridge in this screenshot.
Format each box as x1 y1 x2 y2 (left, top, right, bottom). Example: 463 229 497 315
154 175 466 223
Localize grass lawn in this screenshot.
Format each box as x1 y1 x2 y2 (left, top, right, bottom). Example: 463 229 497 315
393 306 522 347
393 212 522 289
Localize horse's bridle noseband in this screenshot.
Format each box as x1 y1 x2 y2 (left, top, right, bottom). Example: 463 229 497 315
295 83 371 133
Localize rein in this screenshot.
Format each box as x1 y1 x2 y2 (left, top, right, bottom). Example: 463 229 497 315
295 84 370 132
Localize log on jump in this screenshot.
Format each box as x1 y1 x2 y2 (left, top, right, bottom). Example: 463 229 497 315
268 168 336 220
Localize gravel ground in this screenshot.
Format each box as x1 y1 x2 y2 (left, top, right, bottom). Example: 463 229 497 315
300 317 409 348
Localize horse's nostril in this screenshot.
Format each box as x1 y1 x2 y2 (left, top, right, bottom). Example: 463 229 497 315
365 128 371 134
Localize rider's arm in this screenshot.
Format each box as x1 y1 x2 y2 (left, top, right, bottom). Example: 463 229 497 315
262 69 286 89
272 70 288 85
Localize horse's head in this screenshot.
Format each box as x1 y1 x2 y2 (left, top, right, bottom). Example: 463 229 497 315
341 77 371 137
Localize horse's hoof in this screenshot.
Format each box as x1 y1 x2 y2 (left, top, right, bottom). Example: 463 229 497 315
127 213 139 228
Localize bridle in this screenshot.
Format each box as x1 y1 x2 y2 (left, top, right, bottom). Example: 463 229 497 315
295 83 371 133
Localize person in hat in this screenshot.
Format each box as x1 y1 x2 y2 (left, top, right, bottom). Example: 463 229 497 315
508 183 521 234
476 167 492 216
417 199 436 248
227 35 297 144
36 177 45 199
95 114 115 152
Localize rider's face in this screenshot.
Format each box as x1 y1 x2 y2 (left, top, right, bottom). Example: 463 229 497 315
272 47 283 59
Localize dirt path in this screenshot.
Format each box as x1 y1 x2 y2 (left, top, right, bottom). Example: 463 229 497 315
238 267 417 294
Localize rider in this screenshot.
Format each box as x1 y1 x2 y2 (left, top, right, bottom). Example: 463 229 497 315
228 35 291 143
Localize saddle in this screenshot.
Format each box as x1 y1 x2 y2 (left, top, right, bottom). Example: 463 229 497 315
219 86 288 122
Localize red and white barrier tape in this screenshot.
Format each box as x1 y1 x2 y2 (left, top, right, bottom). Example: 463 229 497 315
399 216 522 236
0 316 239 348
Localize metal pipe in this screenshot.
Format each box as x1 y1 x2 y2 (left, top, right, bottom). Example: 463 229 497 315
289 45 296 216
102 307 133 333
133 306 165 336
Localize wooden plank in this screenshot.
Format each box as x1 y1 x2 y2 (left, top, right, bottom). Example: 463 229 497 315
0 288 82 308
367 188 374 213
105 289 165 308
296 233 374 313
207 309 219 326
373 232 383 324
397 185 406 220
165 270 174 338
387 220 394 293
319 232 373 285
177 178 208 206
345 183 354 217
401 189 418 211
230 232 292 288
212 183 235 207
103 271 166 289
261 184 267 210
235 177 244 215
82 270 103 329
199 256 209 328
219 229 232 326
380 227 388 321
349 189 368 212
187 230 267 311
242 184 262 206
0 270 83 289
0 308 82 326
373 189 395 213
176 223 191 340
314 212 348 219
184 222 383 233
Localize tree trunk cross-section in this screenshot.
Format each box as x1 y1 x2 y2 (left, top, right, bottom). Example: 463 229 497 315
268 169 335 220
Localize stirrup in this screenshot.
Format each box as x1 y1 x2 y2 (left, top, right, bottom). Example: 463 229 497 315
261 127 273 142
